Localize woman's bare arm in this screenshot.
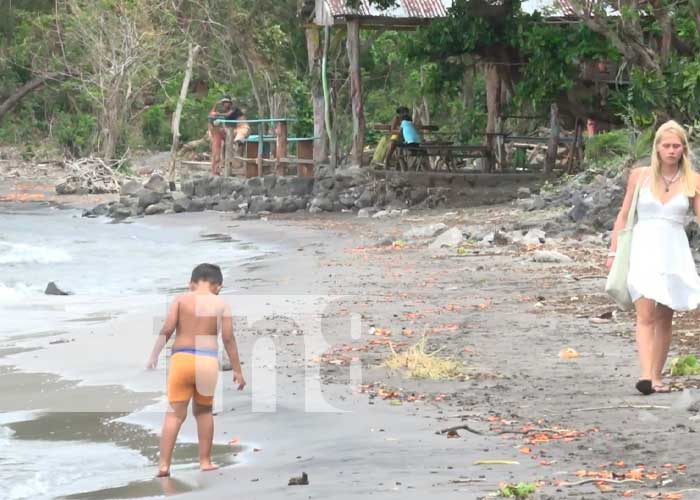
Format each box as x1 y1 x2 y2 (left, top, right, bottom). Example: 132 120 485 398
608 167 645 257
693 172 700 220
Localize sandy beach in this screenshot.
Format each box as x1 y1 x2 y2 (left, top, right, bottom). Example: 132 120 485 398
2 190 700 500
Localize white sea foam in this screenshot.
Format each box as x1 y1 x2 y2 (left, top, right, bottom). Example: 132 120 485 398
0 282 38 305
0 242 71 265
2 438 150 500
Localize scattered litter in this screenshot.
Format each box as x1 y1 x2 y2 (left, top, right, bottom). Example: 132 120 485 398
288 472 309 486
559 348 580 359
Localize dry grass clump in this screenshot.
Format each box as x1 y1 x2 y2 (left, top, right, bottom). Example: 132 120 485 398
384 337 463 380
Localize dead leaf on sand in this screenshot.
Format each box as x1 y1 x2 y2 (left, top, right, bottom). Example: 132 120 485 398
596 482 615 493
559 348 580 359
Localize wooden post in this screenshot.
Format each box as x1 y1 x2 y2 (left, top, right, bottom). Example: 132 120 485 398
306 26 328 164
167 43 199 189
257 123 264 177
544 104 560 176
322 25 337 170
275 120 288 176
346 18 364 167
223 127 234 177
484 64 500 173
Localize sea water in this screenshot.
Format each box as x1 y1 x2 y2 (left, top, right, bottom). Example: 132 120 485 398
0 203 265 499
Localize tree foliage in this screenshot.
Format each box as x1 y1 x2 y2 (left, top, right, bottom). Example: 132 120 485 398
0 0 698 160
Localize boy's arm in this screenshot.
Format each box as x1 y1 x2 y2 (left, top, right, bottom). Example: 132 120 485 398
221 305 246 390
146 298 179 369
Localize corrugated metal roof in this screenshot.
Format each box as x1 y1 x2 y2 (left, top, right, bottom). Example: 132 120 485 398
325 0 451 19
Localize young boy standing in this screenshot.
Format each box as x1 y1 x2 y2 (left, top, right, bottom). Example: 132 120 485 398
147 263 246 477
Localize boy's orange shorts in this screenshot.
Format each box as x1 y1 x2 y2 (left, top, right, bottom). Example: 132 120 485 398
167 349 219 406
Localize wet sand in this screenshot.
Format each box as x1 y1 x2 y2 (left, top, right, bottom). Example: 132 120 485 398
2 199 700 499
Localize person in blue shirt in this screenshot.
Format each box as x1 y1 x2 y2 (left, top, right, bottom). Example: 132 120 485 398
384 107 421 168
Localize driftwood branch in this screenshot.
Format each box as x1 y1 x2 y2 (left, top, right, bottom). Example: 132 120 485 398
572 405 670 412
560 478 644 487
0 73 63 123
167 43 200 187
436 424 484 436
55 157 125 195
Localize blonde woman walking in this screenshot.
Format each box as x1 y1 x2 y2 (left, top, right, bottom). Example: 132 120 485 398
608 120 700 395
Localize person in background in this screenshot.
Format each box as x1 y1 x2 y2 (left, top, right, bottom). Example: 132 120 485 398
384 106 421 168
207 96 250 175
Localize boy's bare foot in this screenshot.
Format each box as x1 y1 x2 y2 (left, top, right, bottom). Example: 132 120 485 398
156 467 171 478
200 461 220 472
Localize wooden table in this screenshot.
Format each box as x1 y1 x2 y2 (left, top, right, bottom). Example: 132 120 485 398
396 142 492 172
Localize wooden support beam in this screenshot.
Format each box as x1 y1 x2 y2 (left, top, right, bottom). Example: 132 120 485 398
544 104 560 176
346 18 364 167
275 121 288 176
306 27 328 164
224 128 234 177
256 123 264 177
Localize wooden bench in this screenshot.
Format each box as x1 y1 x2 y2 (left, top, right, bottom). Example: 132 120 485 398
396 142 492 172
216 118 317 178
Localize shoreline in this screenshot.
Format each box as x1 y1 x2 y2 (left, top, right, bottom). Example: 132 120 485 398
2 194 700 499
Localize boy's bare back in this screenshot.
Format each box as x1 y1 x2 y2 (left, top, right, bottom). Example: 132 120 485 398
170 292 232 352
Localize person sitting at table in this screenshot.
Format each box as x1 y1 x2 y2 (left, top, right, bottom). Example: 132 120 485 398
207 95 250 176
384 107 421 168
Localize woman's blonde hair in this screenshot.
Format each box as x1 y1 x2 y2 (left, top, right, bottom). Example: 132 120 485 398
649 120 694 199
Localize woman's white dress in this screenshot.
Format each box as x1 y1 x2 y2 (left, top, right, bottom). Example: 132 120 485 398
627 178 700 310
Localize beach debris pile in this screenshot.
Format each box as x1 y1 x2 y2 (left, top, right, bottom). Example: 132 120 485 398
55 157 125 195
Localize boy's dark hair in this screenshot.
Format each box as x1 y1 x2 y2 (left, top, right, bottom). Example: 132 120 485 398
396 106 410 115
191 263 223 285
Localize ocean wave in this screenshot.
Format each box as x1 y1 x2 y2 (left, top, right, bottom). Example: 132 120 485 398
0 242 71 265
0 282 39 304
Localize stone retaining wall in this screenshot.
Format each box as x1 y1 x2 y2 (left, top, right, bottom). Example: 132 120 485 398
83 167 543 219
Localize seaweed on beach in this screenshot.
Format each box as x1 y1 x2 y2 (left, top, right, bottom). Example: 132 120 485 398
384 337 464 380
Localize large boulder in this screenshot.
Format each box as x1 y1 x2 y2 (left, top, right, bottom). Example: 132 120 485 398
208 175 224 196
334 167 368 189
181 179 195 197
429 227 464 249
221 177 244 197
247 177 266 196
173 192 191 213
145 202 170 215
213 199 239 212
83 203 111 218
310 195 335 212
193 177 209 197
187 198 206 212
110 204 135 219
144 174 168 194
403 223 448 240
287 177 315 197
567 198 590 222
120 179 142 196
354 188 374 208
532 250 573 263
136 188 162 208
249 196 272 213
263 175 277 192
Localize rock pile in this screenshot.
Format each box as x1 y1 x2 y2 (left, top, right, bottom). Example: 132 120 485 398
308 166 375 213
517 163 633 235
84 173 315 219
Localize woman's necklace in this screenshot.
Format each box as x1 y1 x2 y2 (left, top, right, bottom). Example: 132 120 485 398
661 168 681 192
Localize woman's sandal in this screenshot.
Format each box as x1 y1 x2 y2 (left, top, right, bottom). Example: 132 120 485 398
635 379 655 395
